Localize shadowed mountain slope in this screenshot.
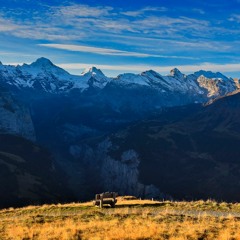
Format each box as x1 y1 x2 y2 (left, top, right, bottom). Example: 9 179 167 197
78 92 240 201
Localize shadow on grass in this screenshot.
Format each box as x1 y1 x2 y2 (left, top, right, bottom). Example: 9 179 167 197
99 202 167 209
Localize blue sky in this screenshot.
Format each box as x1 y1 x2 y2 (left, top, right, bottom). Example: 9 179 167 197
0 0 240 77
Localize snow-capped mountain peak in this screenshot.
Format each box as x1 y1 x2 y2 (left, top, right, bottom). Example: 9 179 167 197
0 57 77 92
20 57 70 79
81 66 105 77
194 70 229 81
0 57 238 98
193 70 236 97
80 66 110 89
26 57 68 74
30 57 54 68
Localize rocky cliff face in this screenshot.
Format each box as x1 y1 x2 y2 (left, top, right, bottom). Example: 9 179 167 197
0 87 35 141
69 138 167 199
234 78 240 89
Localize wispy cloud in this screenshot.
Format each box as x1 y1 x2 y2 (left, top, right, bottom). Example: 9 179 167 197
39 44 155 57
0 16 19 31
121 6 168 17
128 16 211 38
52 4 113 18
4 60 240 75
95 33 233 52
229 14 240 23
0 2 239 62
192 8 205 15
57 62 240 74
0 3 236 43
39 43 198 59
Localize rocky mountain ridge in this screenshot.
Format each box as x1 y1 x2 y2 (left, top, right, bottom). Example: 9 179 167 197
0 58 238 99
0 86 35 141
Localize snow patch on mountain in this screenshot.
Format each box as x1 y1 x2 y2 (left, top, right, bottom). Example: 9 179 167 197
79 67 110 89
116 73 149 86
21 57 70 79
194 70 229 81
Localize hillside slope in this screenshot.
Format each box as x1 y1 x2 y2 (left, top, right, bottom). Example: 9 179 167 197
1 199 240 239
0 134 73 208
75 92 240 201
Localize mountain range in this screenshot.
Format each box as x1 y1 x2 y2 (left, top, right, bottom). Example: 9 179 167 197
0 57 240 207
0 58 237 97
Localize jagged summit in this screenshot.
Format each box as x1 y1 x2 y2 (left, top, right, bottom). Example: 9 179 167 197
169 68 184 78
141 69 164 81
142 69 160 76
81 66 105 77
80 66 109 89
194 70 228 80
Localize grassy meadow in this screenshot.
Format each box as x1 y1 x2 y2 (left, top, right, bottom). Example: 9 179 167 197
1 197 240 239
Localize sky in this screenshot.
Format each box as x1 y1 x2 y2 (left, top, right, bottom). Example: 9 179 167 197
0 0 240 77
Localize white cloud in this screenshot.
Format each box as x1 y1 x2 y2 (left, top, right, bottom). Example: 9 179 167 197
5 60 239 77
96 33 233 52
229 14 240 23
39 44 158 57
57 62 240 74
0 3 228 42
142 7 168 12
52 4 113 18
38 43 198 59
0 16 19 31
0 3 239 57
131 16 210 38
121 6 167 17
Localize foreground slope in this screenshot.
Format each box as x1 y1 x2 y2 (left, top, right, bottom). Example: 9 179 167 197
2 199 240 239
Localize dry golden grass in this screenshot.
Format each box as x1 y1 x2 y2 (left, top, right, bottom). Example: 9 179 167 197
1 198 240 239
